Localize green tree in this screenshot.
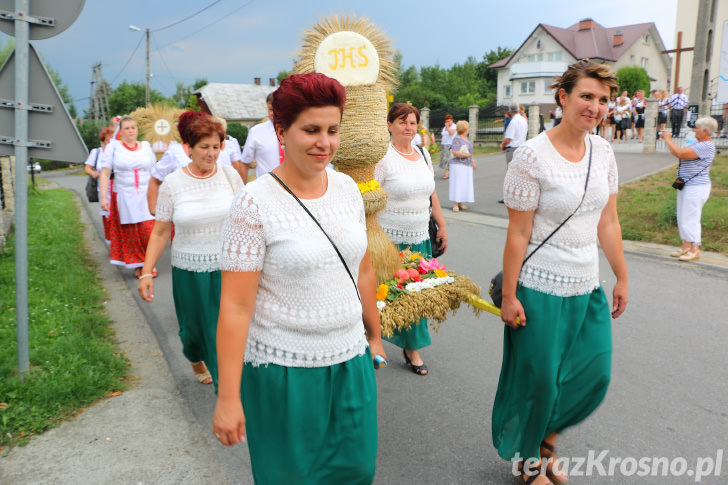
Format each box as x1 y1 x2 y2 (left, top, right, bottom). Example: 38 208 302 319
107 81 171 116
77 119 102 150
277 69 291 84
615 66 651 96
226 123 248 147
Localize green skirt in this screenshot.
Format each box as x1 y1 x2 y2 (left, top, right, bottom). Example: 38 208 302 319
384 239 432 350
242 349 378 484
171 267 221 390
491 285 612 461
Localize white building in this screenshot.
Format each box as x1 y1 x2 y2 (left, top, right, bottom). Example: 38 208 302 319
489 19 671 110
194 78 276 127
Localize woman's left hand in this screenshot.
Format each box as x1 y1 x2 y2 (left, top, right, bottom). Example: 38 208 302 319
367 335 387 368
611 280 628 319
435 227 448 255
472 160 477 170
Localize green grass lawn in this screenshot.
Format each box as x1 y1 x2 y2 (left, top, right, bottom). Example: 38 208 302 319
618 153 728 256
0 186 128 451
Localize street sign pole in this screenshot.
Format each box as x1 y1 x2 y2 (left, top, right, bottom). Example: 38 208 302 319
14 0 30 376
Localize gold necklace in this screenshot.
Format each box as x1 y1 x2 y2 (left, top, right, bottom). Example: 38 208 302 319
391 141 415 157
185 164 217 180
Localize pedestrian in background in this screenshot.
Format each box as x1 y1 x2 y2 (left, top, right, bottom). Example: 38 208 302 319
499 103 527 203
84 125 115 244
494 60 628 484
449 120 477 212
440 114 456 179
660 117 718 262
668 87 689 138
240 91 282 182
99 116 157 278
212 73 385 483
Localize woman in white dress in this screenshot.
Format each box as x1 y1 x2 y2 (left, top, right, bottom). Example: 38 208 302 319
448 120 477 212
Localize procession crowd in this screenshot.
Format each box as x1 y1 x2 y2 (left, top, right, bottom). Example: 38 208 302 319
81 59 717 484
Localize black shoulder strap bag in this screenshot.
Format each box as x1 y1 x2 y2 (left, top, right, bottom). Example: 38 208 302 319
270 172 361 302
489 139 593 307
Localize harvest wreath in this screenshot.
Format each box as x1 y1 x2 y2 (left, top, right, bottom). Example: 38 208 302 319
376 250 481 338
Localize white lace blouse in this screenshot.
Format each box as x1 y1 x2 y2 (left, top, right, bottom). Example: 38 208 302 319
504 133 618 297
155 165 243 272
374 144 435 245
219 168 369 368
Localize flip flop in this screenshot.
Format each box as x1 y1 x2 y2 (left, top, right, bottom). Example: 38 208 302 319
190 361 212 384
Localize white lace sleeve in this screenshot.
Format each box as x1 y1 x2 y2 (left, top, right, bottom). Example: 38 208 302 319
220 190 266 272
374 158 387 183
155 180 174 222
504 145 540 211
607 145 618 194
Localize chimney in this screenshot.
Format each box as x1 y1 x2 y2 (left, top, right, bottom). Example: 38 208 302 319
578 18 594 31
254 77 261 86
269 78 276 87
613 30 624 47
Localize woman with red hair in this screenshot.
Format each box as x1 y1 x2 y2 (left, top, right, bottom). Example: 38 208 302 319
84 125 115 243
213 73 384 483
138 116 243 387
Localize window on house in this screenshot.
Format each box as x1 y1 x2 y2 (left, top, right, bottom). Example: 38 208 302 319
643 34 649 44
528 53 543 62
546 52 562 62
630 55 635 65
521 81 535 94
641 57 648 69
544 80 552 92
505 85 511 97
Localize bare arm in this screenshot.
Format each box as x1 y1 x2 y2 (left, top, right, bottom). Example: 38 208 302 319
212 270 260 447
358 250 386 364
231 161 249 185
660 132 698 160
430 189 448 255
137 220 173 302
500 208 534 328
146 177 163 216
99 167 112 211
84 164 100 178
597 194 628 318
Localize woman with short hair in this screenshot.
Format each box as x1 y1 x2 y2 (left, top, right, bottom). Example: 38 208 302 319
138 115 243 387
661 117 718 262
494 60 628 484
449 120 477 212
212 73 385 483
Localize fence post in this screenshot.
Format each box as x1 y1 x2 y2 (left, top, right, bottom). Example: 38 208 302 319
643 97 658 153
468 105 479 145
420 107 431 131
527 104 540 140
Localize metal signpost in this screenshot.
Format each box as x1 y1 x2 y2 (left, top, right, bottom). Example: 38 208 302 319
0 0 87 376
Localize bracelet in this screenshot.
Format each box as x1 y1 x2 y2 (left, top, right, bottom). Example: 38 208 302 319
138 273 154 280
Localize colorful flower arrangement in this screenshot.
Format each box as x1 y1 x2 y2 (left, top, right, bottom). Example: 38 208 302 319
375 249 482 338
357 179 380 194
375 252 452 310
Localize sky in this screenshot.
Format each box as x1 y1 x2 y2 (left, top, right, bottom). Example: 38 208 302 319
0 0 678 116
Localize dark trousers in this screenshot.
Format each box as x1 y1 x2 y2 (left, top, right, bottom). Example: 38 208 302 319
670 109 684 137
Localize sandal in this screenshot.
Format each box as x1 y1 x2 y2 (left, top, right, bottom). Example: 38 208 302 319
134 268 143 279
517 459 549 485
190 361 212 384
403 350 428 376
152 268 158 278
452 206 459 212
459 205 469 211
540 440 569 484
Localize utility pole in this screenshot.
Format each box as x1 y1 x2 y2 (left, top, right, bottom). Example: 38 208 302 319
89 63 110 124
129 25 150 106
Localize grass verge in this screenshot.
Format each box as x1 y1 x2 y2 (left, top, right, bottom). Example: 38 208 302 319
0 187 129 451
618 153 728 256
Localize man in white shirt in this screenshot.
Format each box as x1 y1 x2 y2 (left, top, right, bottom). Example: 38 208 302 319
668 87 689 138
499 103 528 203
241 92 281 180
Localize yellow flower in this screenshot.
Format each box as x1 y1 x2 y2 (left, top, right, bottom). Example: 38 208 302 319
410 253 422 261
376 284 389 301
357 179 381 194
434 269 448 278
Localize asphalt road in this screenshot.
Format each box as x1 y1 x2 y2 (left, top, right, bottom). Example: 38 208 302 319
41 151 728 484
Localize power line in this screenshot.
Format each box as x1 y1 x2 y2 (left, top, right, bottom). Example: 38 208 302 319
109 36 144 85
159 0 258 50
151 0 222 33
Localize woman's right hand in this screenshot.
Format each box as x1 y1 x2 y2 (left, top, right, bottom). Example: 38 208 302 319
212 397 246 447
138 278 154 302
100 198 110 211
500 295 526 329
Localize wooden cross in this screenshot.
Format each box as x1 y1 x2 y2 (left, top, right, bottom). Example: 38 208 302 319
663 31 694 94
